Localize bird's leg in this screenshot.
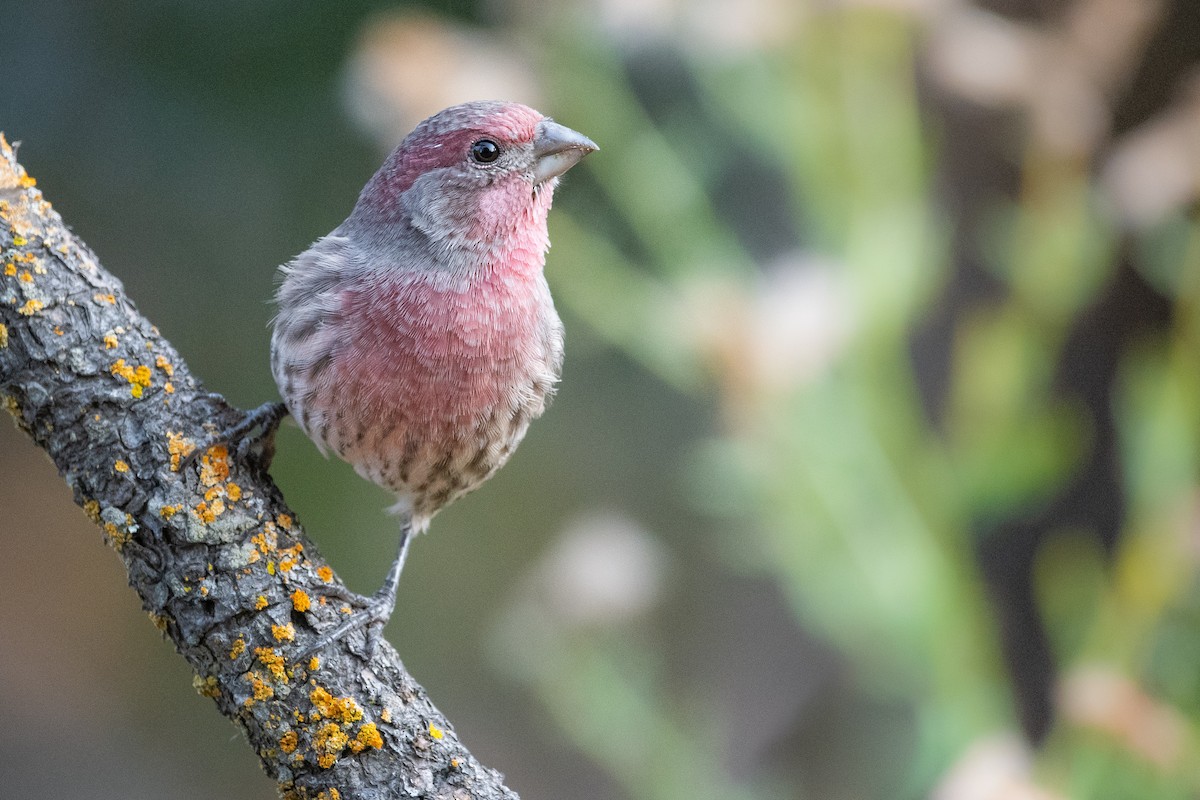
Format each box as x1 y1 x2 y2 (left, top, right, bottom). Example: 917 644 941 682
184 400 289 471
296 517 413 661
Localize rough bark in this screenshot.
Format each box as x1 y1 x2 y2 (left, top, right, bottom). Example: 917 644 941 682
0 134 519 800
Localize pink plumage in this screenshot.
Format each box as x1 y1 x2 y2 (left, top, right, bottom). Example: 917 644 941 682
265 101 596 652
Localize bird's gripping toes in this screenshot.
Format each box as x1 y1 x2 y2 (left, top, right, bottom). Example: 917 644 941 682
206 101 595 658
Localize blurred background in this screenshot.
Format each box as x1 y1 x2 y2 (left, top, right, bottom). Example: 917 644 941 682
3 0 1200 797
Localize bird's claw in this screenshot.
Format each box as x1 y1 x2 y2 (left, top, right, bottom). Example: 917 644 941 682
294 592 395 663
180 401 288 474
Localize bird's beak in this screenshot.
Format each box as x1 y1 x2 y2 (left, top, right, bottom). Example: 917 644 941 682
532 120 598 184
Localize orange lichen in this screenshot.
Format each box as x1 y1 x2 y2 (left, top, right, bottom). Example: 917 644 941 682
149 612 170 632
308 656 320 672
349 723 384 753
271 623 296 643
226 483 242 502
110 358 153 398
163 381 175 394
154 354 174 376
313 723 349 769
166 431 195 472
255 595 269 611
113 459 130 473
0 323 7 349
193 502 217 524
247 672 275 702
279 730 299 754
310 687 363 724
229 637 246 659
428 723 444 740
17 298 43 316
317 565 334 583
18 175 35 189
17 270 31 282
159 504 182 520
256 646 289 681
291 589 311 613
2 263 13 276
199 445 230 486
103 334 119 349
94 293 115 304
379 707 391 724
277 513 293 530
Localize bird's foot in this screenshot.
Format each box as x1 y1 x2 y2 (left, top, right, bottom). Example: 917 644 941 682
295 584 397 662
182 400 288 473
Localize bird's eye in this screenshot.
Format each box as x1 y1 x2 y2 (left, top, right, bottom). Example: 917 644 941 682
470 139 501 164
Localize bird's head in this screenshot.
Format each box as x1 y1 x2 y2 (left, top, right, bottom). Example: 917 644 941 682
351 101 597 252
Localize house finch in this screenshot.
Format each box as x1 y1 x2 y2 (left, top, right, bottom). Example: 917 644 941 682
229 101 595 654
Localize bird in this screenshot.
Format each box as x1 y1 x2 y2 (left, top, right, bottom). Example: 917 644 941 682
224 101 596 655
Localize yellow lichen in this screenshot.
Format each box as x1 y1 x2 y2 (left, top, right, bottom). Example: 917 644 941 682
279 730 299 754
317 565 334 583
18 175 35 189
110 358 153 398
103 521 131 551
159 504 181 520
256 646 289 681
291 589 311 613
226 483 242 502
247 672 274 702
428 722 443 740
166 431 195 472
380 707 391 724
266 560 276 575
229 637 246 660
277 513 293 530
255 595 269 611
193 674 220 698
82 499 101 523
0 323 7 349
94 293 115 304
12 235 26 246
313 723 349 769
17 298 43 316
113 459 129 473
3 263 14 276
310 687 363 724
154 354 174 376
103 334 119 349
17 270 31 282
308 656 320 672
350 723 384 753
271 623 296 643
163 381 175 394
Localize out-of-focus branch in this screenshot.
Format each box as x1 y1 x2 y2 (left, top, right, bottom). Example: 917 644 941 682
0 134 518 800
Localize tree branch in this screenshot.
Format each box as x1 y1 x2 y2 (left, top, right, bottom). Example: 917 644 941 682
0 134 519 800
